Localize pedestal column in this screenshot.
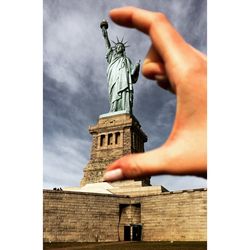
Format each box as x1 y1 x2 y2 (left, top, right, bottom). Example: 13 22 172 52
80 112 150 186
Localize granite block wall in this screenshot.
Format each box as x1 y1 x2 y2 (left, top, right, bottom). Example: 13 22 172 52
140 189 207 241
43 190 129 242
43 189 207 242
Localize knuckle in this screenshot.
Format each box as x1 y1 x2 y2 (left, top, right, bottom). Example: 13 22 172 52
183 60 206 81
149 12 167 33
121 155 143 179
152 12 166 24
178 49 207 82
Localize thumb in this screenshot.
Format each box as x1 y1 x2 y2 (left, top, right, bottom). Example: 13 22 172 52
103 129 207 182
103 146 172 182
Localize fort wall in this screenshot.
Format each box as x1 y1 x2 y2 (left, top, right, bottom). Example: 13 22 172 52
43 189 206 242
141 189 207 241
43 190 129 242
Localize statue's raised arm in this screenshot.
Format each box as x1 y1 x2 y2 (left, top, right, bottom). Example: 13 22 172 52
100 20 111 49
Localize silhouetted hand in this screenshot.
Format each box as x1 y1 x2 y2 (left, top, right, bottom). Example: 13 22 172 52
104 7 207 182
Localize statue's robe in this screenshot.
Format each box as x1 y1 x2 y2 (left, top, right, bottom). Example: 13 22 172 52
106 48 139 113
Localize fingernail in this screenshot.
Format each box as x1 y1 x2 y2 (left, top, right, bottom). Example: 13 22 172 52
155 74 167 82
103 169 123 182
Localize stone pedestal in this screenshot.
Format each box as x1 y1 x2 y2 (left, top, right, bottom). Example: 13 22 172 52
80 112 150 186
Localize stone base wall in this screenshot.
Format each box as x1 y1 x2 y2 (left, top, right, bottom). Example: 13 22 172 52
81 113 148 185
141 189 207 241
43 189 207 242
43 190 130 242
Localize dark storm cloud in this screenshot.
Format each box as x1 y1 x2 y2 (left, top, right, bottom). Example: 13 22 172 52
43 0 207 190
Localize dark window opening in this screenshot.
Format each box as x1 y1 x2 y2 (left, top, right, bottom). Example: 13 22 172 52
100 135 105 147
108 133 113 145
115 132 121 144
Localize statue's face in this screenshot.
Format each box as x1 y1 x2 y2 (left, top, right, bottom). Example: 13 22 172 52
115 43 125 54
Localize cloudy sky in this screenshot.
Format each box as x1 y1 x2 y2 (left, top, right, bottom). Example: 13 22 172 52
43 0 207 191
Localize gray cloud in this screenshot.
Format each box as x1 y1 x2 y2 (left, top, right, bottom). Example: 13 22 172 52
44 0 207 190
43 132 91 188
151 175 207 191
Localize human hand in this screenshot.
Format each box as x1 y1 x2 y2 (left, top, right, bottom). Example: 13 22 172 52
103 7 207 182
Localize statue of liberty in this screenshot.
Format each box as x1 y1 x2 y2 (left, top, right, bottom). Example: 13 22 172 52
100 20 140 114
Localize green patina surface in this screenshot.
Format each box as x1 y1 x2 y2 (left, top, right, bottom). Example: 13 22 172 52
100 20 140 114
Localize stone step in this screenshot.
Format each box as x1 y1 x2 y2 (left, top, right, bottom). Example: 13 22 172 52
108 185 167 197
110 180 144 187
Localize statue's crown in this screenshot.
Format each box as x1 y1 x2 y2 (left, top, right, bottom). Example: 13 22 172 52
111 36 130 49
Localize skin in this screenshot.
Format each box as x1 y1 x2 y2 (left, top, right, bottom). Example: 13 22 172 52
103 7 207 182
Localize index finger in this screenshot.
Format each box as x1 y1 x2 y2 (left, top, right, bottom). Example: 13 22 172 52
109 6 186 62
